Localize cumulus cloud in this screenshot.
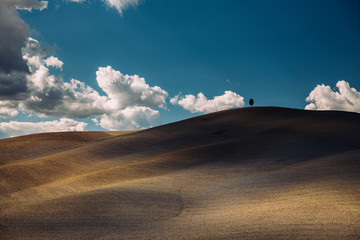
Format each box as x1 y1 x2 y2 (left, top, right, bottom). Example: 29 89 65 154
22 37 48 58
0 36 167 132
96 66 168 110
0 118 87 138
44 56 64 69
0 1 162 133
170 91 245 113
21 67 109 118
305 80 360 113
17 60 167 119
5 37 104 118
93 106 161 130
2 35 168 120
0 101 19 119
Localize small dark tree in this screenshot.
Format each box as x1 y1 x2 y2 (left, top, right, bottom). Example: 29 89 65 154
249 98 254 106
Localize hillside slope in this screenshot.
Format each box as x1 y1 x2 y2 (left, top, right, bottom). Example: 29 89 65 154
0 107 359 239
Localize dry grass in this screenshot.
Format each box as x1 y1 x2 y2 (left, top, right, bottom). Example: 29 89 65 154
0 107 359 239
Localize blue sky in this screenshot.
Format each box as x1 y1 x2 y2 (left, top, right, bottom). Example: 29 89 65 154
0 0 359 138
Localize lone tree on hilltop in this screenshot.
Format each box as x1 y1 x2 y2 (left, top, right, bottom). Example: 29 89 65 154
249 98 254 106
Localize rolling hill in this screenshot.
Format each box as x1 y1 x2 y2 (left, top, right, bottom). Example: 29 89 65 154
0 107 359 239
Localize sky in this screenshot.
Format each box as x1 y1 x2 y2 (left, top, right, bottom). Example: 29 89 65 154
0 0 360 138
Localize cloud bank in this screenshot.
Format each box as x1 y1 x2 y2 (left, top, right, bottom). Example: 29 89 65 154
0 0 247 138
0 34 167 136
0 0 156 138
170 91 245 113
305 80 360 113
0 118 86 138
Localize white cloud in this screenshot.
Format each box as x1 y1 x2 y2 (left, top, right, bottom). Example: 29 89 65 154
103 0 139 15
0 2 159 135
14 39 168 121
170 91 245 113
0 118 87 138
0 101 19 119
19 63 109 118
22 37 43 58
305 80 360 113
96 66 168 110
44 56 64 69
93 106 160 130
1 37 167 132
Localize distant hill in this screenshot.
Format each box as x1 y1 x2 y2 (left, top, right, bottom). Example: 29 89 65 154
1 107 359 239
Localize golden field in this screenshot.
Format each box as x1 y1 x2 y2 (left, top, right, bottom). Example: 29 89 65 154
0 107 359 239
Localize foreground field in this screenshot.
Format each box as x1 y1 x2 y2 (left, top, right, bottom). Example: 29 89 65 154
0 107 359 239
